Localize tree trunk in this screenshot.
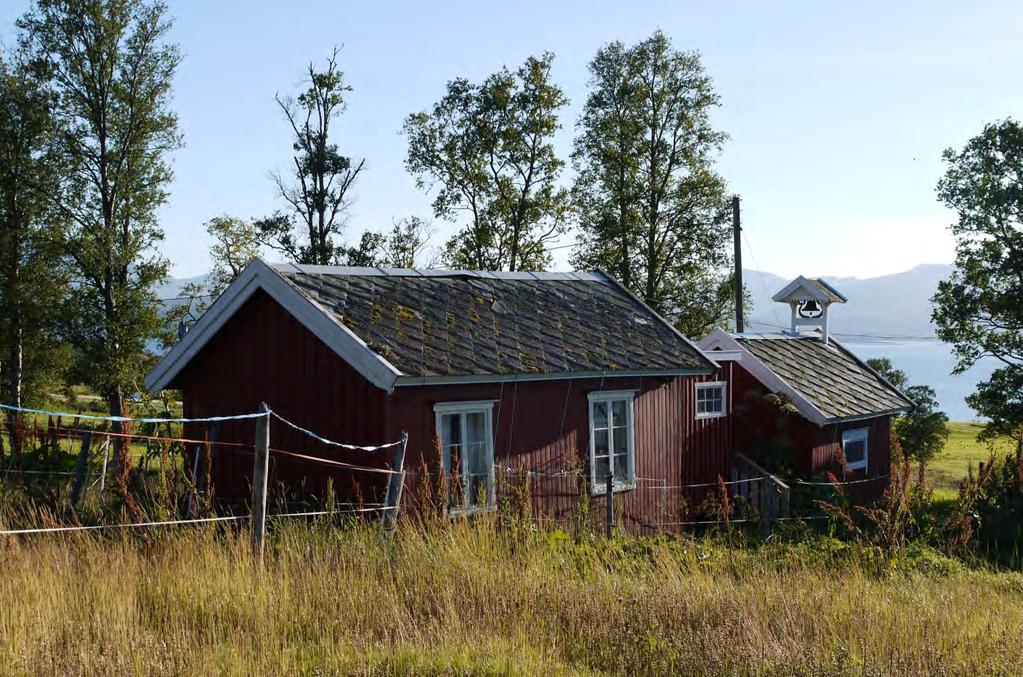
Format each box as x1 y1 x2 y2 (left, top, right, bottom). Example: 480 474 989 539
6 335 22 457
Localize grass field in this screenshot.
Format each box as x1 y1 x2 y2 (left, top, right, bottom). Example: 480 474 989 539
0 520 1021 675
928 422 1016 492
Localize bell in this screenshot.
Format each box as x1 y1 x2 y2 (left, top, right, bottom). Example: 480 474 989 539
798 299 822 318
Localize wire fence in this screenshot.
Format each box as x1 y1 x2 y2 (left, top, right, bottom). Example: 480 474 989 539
0 402 888 541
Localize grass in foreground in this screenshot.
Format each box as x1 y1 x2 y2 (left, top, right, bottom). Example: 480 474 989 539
1 519 1022 675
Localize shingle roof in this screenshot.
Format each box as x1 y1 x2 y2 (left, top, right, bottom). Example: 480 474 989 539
738 334 912 421
772 276 848 304
274 265 712 379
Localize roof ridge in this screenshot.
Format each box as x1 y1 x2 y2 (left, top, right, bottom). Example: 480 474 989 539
271 263 610 282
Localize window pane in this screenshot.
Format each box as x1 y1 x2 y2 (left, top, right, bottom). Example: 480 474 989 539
594 429 609 457
612 427 627 456
440 413 462 474
440 413 461 447
844 440 866 464
594 454 610 482
592 401 608 429
613 452 629 482
465 411 487 446
611 399 627 427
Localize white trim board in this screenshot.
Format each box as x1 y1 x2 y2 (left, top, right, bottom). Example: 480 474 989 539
144 258 403 393
697 328 912 427
698 328 831 426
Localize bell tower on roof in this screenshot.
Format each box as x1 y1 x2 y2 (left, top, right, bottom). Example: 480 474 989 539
771 276 847 344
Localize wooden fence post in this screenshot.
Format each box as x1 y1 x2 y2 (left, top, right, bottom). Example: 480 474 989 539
605 473 614 538
98 437 109 495
70 432 92 506
380 431 408 537
251 404 270 564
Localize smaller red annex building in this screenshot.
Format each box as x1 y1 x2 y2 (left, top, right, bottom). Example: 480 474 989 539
699 276 914 496
146 259 735 528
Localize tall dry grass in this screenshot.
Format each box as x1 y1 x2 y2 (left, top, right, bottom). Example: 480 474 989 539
0 517 1021 675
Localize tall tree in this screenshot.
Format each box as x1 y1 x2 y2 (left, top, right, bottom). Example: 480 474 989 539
933 120 1023 453
19 0 181 435
404 53 570 271
572 31 732 337
383 215 436 268
0 50 69 455
256 47 366 265
168 214 259 335
205 214 259 296
866 357 949 474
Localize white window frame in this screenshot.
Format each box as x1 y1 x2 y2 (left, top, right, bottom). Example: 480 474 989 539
587 390 636 495
841 427 869 472
434 400 497 512
695 381 728 419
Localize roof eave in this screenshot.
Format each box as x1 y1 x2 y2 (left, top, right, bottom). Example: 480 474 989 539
822 406 912 425
393 367 712 387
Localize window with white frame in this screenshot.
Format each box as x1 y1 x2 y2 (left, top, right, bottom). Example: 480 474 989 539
588 391 636 494
841 427 869 472
434 401 496 511
695 381 728 419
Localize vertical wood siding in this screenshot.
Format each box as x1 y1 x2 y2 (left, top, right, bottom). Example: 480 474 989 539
176 291 735 527
730 362 891 498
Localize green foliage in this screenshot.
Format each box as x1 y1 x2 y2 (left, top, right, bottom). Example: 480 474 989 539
864 357 908 390
0 48 71 426
933 119 1023 445
340 230 386 267
952 445 1023 565
18 0 180 418
571 31 732 337
382 215 436 268
205 215 259 297
256 47 366 265
404 53 570 271
866 357 950 468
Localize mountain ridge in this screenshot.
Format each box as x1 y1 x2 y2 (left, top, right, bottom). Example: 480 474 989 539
159 263 954 339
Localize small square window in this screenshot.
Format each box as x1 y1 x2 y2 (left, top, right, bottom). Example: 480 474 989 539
842 427 869 472
695 382 727 419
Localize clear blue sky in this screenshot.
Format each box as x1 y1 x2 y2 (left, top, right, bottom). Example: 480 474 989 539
3 0 1021 280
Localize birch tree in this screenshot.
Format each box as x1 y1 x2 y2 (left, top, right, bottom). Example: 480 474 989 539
572 31 733 336
404 53 569 271
19 0 181 452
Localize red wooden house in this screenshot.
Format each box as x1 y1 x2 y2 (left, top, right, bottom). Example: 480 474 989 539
698 276 914 496
145 259 736 528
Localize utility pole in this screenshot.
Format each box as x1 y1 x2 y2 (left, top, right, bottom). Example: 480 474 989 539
732 196 744 333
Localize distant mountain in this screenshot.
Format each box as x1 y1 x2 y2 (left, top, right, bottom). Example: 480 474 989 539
154 274 208 301
159 263 955 340
743 264 954 339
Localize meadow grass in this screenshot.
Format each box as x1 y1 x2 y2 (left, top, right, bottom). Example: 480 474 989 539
0 517 1021 675
928 422 1015 493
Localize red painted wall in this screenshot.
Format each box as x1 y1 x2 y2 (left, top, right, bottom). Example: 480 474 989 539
174 291 735 528
729 362 891 498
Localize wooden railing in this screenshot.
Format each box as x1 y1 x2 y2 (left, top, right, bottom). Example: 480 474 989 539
731 452 790 534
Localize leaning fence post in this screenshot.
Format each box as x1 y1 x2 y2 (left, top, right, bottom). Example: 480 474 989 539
380 431 408 537
251 403 271 564
605 473 615 538
70 432 92 506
